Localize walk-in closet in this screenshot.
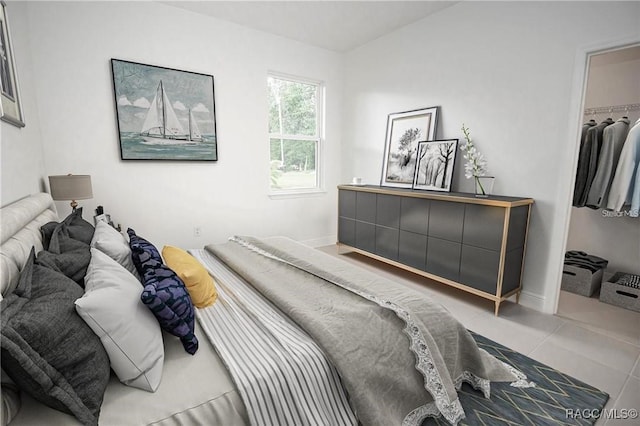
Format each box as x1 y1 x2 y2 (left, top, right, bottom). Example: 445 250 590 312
559 44 640 345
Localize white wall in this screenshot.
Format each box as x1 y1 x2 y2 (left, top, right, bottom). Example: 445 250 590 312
342 1 640 312
15 1 343 248
584 46 640 112
0 2 47 206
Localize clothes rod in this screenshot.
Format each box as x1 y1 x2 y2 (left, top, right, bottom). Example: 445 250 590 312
584 103 640 115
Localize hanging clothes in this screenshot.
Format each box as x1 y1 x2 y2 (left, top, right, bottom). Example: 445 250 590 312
606 118 640 215
573 118 614 207
632 159 640 217
585 117 630 209
572 119 597 206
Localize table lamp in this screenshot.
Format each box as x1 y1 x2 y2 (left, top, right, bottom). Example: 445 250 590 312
48 174 93 212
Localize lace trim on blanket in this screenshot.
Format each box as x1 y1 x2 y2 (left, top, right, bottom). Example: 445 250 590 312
452 367 534 401
455 371 491 398
229 236 465 426
502 361 536 388
403 401 451 426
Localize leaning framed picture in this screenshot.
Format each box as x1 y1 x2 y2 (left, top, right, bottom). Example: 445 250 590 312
111 59 217 161
413 139 458 192
381 106 439 188
0 1 25 127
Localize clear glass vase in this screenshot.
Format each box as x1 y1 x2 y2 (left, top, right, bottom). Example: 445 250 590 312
474 176 495 197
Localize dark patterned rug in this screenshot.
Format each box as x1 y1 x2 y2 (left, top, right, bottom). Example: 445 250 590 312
423 332 609 425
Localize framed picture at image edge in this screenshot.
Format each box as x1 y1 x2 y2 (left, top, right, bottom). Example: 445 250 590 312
413 139 458 192
0 1 25 128
111 59 217 161
380 106 439 188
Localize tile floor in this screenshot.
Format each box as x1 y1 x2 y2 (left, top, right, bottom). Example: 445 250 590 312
318 246 640 426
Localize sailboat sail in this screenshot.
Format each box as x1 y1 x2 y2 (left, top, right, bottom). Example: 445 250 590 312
140 84 163 136
140 80 199 145
188 109 203 142
161 86 185 137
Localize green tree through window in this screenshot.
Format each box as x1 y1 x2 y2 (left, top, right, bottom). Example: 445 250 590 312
268 74 323 192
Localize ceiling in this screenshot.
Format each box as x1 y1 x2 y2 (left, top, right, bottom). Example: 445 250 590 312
162 1 457 52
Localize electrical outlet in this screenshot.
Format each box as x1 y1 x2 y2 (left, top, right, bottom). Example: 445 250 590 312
194 226 202 237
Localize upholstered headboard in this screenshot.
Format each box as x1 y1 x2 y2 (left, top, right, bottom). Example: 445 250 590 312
0 193 58 299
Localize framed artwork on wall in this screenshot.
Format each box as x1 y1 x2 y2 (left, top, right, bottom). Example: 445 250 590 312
111 59 217 161
412 139 458 192
0 1 25 128
381 106 439 188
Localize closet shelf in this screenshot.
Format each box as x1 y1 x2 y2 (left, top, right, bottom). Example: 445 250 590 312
584 103 640 116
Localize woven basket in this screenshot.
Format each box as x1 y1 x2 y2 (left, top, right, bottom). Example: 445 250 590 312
561 265 603 297
599 272 640 312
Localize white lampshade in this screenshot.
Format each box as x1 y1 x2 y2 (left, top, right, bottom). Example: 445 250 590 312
48 175 93 204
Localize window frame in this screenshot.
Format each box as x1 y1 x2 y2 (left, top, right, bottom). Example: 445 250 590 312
267 71 325 197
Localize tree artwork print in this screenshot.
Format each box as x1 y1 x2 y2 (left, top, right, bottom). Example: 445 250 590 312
381 107 439 188
413 139 458 192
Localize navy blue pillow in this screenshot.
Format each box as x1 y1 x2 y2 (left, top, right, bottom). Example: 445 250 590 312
127 228 162 276
126 228 197 353
139 258 198 355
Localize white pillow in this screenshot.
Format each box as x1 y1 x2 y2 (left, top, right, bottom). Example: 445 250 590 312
75 248 164 392
90 221 140 279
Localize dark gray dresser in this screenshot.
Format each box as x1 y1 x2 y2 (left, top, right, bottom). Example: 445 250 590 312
337 185 534 315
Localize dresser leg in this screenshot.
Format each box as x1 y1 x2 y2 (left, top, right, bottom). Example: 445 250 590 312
494 301 501 316
515 291 521 304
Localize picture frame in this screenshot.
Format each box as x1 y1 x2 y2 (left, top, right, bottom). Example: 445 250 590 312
111 59 217 161
93 213 109 225
381 106 439 188
413 139 458 192
0 1 25 128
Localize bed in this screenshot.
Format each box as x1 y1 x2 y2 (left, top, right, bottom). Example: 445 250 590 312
1 193 247 426
0 193 532 426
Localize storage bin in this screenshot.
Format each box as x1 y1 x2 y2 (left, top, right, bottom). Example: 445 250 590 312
599 272 640 312
561 264 603 297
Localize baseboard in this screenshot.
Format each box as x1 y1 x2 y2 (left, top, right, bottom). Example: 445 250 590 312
518 290 547 313
300 235 336 248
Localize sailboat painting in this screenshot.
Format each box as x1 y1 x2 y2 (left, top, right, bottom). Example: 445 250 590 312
111 59 217 161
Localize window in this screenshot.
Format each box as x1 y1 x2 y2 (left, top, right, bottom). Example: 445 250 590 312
268 73 323 193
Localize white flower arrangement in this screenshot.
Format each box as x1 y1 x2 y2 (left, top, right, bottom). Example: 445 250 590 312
460 124 490 194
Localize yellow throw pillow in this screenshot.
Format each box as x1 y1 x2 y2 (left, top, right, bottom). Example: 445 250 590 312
162 246 218 308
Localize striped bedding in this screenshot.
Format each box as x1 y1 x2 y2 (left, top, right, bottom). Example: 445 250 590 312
205 237 534 426
190 249 357 426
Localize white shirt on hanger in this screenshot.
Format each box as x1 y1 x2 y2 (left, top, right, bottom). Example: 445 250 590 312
632 156 640 217
606 118 640 215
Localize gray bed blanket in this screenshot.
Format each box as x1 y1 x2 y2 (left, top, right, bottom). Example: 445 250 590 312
206 236 532 426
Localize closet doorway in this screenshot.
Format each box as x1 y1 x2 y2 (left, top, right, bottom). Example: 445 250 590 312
557 43 640 345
